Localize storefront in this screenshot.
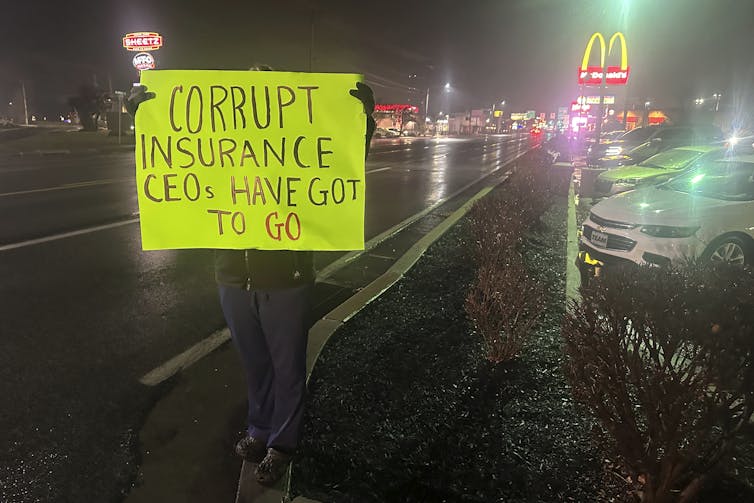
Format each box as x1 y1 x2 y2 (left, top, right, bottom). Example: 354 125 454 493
374 104 420 134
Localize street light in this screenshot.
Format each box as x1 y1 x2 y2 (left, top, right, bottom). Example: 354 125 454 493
491 99 506 133
424 82 452 133
443 84 453 130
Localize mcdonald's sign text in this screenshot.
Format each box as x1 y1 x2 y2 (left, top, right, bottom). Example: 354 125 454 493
578 66 630 85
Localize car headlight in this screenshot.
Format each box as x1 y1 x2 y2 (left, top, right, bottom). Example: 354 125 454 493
639 225 700 238
605 146 623 156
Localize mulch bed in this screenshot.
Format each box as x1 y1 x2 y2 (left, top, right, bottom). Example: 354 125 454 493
292 180 754 502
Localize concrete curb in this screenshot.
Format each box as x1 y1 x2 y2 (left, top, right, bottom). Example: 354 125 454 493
315 152 523 284
305 184 497 380
237 149 531 503
237 182 511 503
565 173 580 303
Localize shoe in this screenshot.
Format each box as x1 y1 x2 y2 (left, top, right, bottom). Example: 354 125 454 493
255 448 292 486
235 435 267 463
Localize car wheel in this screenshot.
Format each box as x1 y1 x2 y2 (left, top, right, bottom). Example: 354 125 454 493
705 236 752 266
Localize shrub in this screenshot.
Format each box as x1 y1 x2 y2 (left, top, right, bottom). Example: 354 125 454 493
466 193 526 265
506 160 554 224
464 158 554 362
465 256 544 363
562 263 754 503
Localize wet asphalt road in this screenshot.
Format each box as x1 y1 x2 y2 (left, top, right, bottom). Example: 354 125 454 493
0 134 531 502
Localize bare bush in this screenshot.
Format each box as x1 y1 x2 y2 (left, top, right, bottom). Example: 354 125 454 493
563 263 754 503
463 157 555 362
465 256 545 363
507 162 553 224
466 194 526 264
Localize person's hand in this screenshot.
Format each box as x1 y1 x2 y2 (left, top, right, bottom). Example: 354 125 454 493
125 85 156 117
350 82 376 158
349 82 375 115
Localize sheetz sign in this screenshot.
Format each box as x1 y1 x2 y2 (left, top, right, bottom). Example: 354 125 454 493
123 32 163 51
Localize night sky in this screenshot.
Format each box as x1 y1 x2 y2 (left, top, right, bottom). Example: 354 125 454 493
2 0 754 120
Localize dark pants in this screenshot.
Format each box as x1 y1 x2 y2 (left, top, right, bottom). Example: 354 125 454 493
219 284 311 453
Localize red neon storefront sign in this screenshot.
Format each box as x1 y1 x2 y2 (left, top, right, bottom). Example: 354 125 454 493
374 104 419 114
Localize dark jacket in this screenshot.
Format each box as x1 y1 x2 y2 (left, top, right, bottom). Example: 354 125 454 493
215 250 315 289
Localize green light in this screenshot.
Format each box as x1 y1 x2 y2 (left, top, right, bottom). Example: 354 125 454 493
691 174 705 184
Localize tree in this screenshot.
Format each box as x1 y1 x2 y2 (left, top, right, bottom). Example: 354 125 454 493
68 84 109 131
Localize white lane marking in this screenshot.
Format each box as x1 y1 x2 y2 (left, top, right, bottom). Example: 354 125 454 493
0 177 132 198
140 328 231 386
370 147 410 155
0 218 140 252
366 167 392 174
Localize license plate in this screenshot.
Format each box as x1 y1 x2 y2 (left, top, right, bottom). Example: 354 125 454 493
590 230 609 249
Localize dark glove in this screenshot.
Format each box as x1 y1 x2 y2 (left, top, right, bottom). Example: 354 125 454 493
350 82 375 115
350 82 376 159
125 85 156 117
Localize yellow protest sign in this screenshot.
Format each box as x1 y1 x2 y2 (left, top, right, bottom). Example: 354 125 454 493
135 70 366 251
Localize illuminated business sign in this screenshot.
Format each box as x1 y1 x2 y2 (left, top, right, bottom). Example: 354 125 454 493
493 110 503 118
132 52 156 71
123 32 163 51
510 112 527 121
571 102 590 112
374 104 419 114
583 95 615 105
577 32 629 85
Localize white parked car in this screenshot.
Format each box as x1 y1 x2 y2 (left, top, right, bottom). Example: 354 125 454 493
578 154 754 270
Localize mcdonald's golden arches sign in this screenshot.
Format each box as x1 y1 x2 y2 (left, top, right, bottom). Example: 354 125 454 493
577 32 629 85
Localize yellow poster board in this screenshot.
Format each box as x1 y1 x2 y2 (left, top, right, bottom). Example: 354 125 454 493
135 70 366 251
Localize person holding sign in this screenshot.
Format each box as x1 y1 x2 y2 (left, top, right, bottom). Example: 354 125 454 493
226 79 374 485
128 72 375 485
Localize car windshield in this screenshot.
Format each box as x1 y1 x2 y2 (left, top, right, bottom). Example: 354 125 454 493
666 160 754 200
638 149 704 169
619 128 656 143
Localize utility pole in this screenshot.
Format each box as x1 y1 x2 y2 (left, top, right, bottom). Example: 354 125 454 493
20 80 29 126
594 74 605 140
308 8 315 72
